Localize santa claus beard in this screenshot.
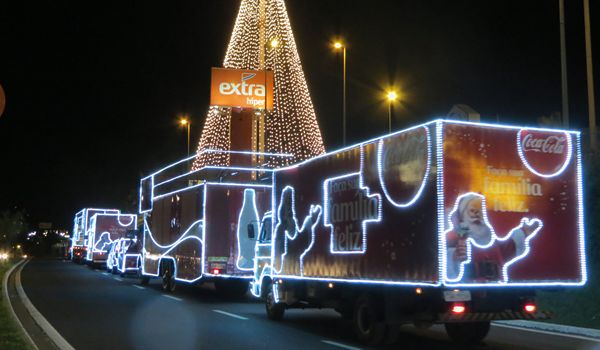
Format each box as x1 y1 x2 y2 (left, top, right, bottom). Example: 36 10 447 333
465 220 492 245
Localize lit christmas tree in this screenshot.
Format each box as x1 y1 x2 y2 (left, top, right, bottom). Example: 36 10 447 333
192 0 325 169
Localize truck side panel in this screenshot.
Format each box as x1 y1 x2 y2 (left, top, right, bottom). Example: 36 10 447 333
272 124 439 284
143 186 204 281
440 122 585 286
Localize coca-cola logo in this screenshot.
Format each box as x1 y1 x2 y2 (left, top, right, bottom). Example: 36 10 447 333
517 129 572 177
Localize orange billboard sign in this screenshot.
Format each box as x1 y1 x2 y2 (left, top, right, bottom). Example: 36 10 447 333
210 68 274 109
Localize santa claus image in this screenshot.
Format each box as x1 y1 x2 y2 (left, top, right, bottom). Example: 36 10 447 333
445 193 542 283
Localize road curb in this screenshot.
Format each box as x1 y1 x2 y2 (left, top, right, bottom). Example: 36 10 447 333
14 259 76 350
3 259 38 350
494 320 600 342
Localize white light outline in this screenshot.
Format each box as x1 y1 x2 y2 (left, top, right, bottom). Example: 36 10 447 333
377 126 431 208
236 189 260 271
322 169 382 255
141 181 271 283
86 213 137 261
442 192 543 284
516 129 573 178
271 185 323 275
202 149 294 157
139 175 154 214
437 120 586 287
250 212 273 297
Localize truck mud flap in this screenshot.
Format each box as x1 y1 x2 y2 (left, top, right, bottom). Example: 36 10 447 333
439 310 553 323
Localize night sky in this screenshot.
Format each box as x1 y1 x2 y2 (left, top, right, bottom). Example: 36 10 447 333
0 0 598 228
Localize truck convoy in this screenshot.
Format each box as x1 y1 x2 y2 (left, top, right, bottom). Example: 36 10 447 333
73 119 583 344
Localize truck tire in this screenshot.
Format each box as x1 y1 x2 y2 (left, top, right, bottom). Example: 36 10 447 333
353 294 386 345
215 279 249 298
445 321 490 344
265 282 285 321
161 262 176 293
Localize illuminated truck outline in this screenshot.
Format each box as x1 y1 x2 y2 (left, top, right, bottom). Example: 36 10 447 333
138 150 285 294
249 119 585 344
70 208 120 263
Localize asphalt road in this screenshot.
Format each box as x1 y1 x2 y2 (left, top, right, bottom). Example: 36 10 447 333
18 259 600 350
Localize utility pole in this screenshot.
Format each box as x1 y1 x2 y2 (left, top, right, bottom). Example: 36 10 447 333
559 0 570 128
584 0 597 150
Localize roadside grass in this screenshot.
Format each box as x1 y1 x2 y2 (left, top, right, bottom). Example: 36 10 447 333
0 259 33 350
537 278 600 330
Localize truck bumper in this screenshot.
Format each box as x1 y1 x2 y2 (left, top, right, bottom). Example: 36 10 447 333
439 310 553 323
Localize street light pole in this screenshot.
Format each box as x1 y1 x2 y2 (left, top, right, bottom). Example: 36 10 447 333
584 0 597 151
386 90 398 133
334 41 347 146
186 122 191 157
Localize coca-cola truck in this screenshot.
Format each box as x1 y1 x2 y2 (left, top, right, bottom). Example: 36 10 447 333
71 208 119 263
138 152 274 295
85 213 137 267
250 120 586 344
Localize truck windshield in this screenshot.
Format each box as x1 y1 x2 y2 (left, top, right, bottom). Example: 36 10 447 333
259 218 272 243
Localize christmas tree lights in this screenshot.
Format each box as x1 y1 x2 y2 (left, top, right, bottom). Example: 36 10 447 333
192 0 325 170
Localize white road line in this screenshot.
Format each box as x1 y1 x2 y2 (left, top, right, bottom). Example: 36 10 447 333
162 294 183 302
114 277 123 282
321 340 362 350
493 323 600 343
132 285 145 290
3 260 39 350
15 260 76 350
101 272 109 276
212 309 248 320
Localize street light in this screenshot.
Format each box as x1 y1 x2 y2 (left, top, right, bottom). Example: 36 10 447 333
333 40 347 145
386 90 398 133
179 117 190 157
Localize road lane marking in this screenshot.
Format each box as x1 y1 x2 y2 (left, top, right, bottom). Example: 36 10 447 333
133 285 145 290
162 295 183 302
114 277 124 282
102 272 110 276
15 260 76 350
493 323 600 343
321 340 362 350
212 309 248 320
3 260 39 350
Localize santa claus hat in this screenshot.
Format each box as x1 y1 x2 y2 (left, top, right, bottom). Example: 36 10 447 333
451 193 482 227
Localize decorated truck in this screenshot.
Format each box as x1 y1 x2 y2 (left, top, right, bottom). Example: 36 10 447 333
106 228 143 275
84 213 137 267
70 208 119 263
250 119 586 344
138 152 276 295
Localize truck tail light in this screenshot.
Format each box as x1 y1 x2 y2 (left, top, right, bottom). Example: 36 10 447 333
451 303 466 314
212 268 221 275
524 302 536 313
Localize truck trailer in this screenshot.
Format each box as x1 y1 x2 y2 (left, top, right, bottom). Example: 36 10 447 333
84 213 137 267
138 152 276 295
249 119 586 344
70 208 119 263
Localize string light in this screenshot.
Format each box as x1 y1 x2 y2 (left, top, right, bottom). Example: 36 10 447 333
193 0 325 170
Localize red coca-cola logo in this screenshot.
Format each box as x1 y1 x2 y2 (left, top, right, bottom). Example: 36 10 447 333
517 129 572 177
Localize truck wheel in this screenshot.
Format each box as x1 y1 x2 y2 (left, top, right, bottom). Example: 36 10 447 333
353 294 386 344
161 263 176 292
265 283 285 321
111 266 118 274
445 321 490 344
